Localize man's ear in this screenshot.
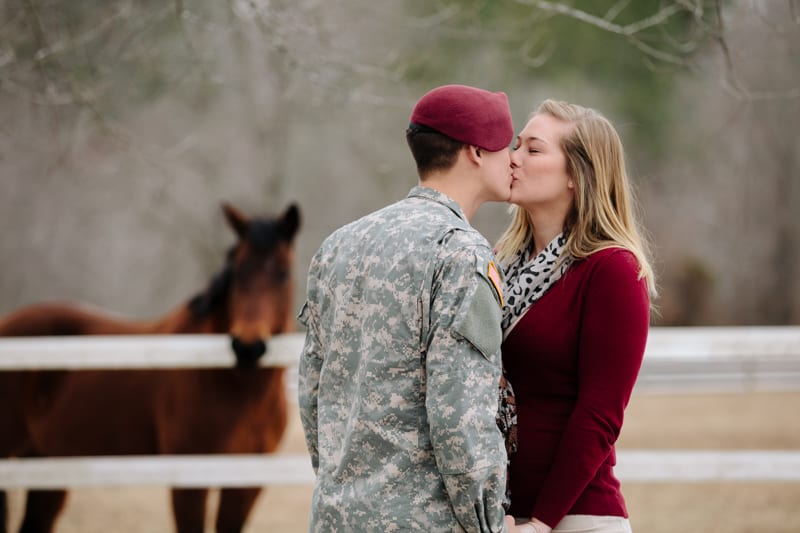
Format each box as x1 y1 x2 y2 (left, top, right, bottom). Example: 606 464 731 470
466 145 482 166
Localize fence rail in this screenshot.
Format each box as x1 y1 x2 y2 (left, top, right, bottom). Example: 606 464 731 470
0 455 315 489
0 333 305 370
638 327 800 393
1 450 799 489
1 327 799 488
3 328 799 391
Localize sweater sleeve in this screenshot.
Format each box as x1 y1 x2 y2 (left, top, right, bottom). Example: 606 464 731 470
531 250 650 527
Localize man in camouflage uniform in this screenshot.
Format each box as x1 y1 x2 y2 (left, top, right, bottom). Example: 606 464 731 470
298 85 514 532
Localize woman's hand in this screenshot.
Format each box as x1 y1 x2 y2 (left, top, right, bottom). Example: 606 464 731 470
506 516 552 533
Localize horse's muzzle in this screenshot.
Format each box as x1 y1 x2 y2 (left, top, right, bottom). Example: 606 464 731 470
231 337 267 369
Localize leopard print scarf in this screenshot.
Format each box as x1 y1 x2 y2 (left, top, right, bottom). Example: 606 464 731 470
501 233 571 339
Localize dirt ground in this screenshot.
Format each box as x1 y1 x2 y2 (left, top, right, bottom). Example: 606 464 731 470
5 391 800 532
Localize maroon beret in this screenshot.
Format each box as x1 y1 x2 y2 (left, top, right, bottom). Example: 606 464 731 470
409 84 514 152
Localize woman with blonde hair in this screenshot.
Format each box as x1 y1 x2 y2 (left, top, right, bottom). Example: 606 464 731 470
497 100 656 533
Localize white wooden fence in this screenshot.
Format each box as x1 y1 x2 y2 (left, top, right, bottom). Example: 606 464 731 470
2 451 800 489
1 327 800 488
637 327 800 393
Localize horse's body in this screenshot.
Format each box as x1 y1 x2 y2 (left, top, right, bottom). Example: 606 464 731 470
0 203 301 533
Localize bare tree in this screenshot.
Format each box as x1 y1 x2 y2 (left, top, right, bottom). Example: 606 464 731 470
1 0 795 325
643 0 800 325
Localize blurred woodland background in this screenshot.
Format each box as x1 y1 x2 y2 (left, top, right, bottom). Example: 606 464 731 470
1 0 798 326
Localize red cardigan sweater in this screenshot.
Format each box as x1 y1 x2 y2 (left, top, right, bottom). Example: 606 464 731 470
502 248 650 527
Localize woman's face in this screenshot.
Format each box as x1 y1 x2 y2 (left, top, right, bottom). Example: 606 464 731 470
509 113 575 213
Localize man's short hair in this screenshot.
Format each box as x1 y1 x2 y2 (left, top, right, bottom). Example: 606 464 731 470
405 127 464 178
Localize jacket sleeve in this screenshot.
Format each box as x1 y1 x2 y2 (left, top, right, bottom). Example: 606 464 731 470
531 250 650 527
297 254 324 474
425 243 508 532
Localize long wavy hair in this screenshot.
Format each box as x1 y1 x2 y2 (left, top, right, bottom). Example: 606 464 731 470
495 99 657 297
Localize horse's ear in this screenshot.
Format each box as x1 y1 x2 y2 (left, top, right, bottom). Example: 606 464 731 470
222 203 249 240
279 203 301 241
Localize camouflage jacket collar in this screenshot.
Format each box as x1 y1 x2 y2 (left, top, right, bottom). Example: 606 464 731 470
407 186 468 222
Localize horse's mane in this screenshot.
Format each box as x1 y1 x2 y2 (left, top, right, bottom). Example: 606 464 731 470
188 258 233 318
187 217 285 318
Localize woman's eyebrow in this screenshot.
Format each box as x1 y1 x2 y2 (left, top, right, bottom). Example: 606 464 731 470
523 135 548 144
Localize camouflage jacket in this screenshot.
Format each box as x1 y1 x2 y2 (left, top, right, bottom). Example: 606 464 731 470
298 186 508 532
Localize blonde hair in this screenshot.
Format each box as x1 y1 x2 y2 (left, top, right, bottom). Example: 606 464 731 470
495 99 657 297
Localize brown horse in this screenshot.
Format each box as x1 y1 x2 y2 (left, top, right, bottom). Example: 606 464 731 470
0 203 301 533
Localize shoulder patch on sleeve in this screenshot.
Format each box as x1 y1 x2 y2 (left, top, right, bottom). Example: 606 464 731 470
486 261 504 307
473 252 503 308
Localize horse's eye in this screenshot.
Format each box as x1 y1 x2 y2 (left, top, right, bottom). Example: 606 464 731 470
277 270 290 283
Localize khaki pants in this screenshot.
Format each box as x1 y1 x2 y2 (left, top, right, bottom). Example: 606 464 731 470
516 515 632 533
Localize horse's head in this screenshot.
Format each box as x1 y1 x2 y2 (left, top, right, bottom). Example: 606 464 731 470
219 203 301 369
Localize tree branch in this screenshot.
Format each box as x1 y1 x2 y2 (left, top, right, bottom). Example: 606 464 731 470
604 0 632 22
512 0 704 66
514 0 685 36
33 4 133 62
